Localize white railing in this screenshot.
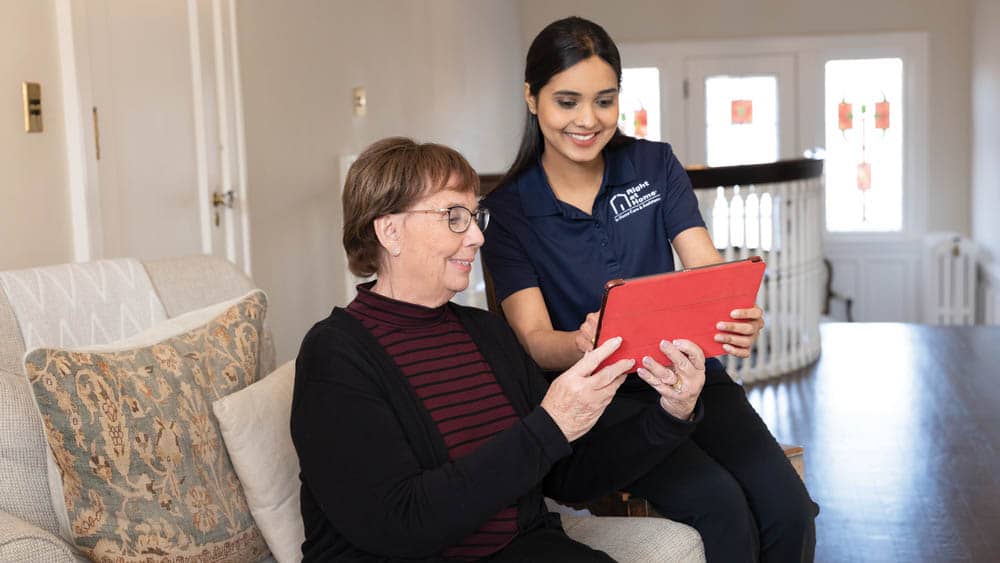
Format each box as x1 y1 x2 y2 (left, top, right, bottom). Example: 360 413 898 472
688 159 825 383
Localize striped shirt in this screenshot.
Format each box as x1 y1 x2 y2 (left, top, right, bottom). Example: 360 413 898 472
346 285 520 560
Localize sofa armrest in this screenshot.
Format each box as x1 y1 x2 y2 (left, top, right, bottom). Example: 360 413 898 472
0 511 83 563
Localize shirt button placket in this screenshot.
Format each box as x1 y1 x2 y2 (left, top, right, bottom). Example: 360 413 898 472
594 223 608 246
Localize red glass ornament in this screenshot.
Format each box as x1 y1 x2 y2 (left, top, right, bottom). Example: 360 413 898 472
875 99 890 131
634 108 648 138
731 99 753 124
839 100 853 132
857 162 871 192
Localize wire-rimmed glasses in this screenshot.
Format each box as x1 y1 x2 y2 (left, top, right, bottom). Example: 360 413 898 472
403 205 490 233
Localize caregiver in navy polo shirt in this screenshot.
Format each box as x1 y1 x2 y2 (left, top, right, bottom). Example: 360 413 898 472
484 137 702 339
482 16 818 563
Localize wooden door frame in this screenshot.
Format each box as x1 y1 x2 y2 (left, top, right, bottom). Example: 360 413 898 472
54 0 102 262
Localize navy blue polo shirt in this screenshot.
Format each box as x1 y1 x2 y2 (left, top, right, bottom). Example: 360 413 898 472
482 139 706 333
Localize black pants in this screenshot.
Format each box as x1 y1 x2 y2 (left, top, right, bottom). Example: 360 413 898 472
605 362 818 563
487 527 615 562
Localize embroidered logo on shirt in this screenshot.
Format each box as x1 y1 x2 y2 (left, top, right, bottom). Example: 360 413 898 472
610 181 660 222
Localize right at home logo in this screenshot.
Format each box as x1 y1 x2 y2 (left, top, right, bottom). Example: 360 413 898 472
611 181 660 222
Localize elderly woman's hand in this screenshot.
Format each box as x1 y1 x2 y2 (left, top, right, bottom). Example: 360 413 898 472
541 337 635 442
635 339 705 421
714 306 764 358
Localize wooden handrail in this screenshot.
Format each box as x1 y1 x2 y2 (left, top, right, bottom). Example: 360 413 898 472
686 158 824 190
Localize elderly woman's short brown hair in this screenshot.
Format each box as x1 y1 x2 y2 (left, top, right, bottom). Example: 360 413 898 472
342 137 480 277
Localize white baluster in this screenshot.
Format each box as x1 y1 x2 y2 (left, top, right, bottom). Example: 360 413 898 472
813 178 823 359
745 187 760 251
779 183 792 374
761 193 774 252
712 186 729 250
793 180 806 368
729 185 744 250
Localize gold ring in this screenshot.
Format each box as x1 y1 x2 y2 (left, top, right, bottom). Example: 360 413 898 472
672 380 683 394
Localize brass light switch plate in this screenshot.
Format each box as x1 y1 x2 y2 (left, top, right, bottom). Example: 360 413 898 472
23 82 43 133
352 86 367 116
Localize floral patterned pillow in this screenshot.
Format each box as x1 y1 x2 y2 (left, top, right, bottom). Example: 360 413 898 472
24 291 270 562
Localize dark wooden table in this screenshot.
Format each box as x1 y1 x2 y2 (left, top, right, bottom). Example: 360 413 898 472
745 323 1000 563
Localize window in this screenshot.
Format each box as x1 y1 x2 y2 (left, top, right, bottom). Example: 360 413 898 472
618 67 661 141
704 75 779 166
824 58 904 232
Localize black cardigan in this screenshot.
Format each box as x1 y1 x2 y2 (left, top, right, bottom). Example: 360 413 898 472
290 303 702 562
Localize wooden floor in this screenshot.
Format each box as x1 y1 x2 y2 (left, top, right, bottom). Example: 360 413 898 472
745 323 1000 563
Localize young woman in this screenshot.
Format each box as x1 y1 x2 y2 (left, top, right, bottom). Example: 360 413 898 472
482 16 818 563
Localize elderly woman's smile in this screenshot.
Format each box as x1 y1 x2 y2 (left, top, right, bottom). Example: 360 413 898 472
448 257 474 272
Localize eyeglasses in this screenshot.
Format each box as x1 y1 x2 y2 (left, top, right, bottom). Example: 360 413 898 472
403 205 490 233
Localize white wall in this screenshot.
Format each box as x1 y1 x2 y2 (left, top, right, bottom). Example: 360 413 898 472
518 0 974 236
971 0 1000 265
971 0 1000 323
236 0 523 361
0 0 73 270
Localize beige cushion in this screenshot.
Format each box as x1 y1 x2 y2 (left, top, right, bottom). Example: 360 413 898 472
213 361 302 563
562 515 706 563
24 291 270 562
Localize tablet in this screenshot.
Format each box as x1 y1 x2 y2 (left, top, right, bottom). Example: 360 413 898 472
593 256 766 370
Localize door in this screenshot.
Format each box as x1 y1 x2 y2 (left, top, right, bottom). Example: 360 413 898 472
71 0 250 272
684 54 797 167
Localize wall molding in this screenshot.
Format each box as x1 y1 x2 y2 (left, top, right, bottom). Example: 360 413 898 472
825 237 921 321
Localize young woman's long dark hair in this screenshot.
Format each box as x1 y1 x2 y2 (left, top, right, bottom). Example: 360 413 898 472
495 16 633 192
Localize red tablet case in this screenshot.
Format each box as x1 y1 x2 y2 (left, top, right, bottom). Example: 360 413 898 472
594 257 766 370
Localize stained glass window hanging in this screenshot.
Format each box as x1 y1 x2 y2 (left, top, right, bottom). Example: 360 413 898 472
825 59 903 232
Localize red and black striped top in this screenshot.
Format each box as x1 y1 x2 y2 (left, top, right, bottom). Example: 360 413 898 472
346 285 520 560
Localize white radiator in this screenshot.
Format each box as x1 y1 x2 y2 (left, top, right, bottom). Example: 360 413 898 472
979 262 999 325
923 233 980 325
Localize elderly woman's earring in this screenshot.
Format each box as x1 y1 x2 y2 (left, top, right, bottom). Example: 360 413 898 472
391 246 401 257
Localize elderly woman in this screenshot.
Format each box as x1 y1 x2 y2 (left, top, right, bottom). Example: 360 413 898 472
290 137 710 561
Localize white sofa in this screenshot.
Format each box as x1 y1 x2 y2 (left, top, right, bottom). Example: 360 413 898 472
0 256 704 562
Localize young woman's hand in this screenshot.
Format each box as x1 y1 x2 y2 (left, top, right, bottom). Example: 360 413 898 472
635 339 705 421
573 311 600 355
576 313 600 354
541 336 634 442
714 306 764 358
